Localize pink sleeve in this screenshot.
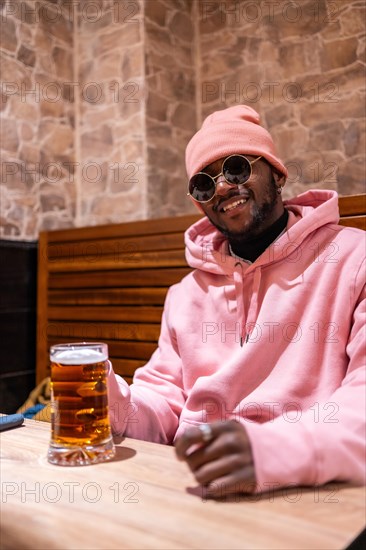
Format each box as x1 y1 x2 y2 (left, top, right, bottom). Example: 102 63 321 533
245 281 366 491
107 287 186 444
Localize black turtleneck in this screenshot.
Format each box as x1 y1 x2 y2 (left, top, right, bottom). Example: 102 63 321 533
229 209 289 263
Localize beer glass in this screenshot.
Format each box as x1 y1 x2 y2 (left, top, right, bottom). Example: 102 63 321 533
48 342 115 466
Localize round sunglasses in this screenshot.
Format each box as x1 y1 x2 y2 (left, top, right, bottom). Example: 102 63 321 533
187 155 262 203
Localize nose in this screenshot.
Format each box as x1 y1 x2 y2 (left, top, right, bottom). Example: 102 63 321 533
214 174 232 196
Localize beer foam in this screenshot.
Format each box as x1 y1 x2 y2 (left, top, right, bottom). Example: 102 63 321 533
52 348 107 365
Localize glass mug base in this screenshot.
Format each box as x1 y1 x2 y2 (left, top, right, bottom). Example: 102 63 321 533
48 437 115 466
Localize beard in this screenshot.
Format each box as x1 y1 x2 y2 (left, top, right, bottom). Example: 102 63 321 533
206 175 279 243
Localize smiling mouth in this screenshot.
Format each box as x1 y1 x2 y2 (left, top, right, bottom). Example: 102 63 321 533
221 197 249 213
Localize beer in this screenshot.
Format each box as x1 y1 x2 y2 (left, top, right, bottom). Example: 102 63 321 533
48 343 115 466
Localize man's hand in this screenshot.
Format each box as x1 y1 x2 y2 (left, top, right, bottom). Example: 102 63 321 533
175 420 256 497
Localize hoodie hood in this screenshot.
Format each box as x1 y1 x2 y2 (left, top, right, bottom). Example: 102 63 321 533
185 189 340 274
184 189 341 345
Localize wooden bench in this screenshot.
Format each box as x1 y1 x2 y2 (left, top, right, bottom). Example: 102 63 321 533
36 194 366 384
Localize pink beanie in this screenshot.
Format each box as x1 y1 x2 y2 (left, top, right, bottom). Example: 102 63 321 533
185 105 288 179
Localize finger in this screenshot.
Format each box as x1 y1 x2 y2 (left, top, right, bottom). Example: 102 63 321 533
203 466 256 498
175 424 215 460
193 453 247 486
175 420 241 460
184 427 252 472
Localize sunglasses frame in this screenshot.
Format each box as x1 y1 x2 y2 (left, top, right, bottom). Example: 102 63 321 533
187 155 262 203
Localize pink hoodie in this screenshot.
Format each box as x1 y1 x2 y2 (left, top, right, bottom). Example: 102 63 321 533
108 189 366 490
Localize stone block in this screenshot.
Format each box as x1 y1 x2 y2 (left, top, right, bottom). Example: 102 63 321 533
118 95 142 118
34 27 53 51
52 47 73 80
80 9 113 33
270 124 309 159
9 94 40 124
40 93 65 118
0 15 17 52
198 2 224 35
39 9 73 44
265 104 294 127
321 20 342 41
19 144 40 164
338 156 366 195
284 150 340 188
200 29 238 56
0 92 8 111
62 82 76 103
81 161 108 194
92 52 122 81
202 49 242 83
40 122 74 155
1 54 32 89
294 63 365 100
17 45 36 67
89 192 145 220
339 6 366 36
320 37 358 71
18 22 33 45
84 104 118 128
122 139 144 164
1 118 19 152
0 161 30 192
147 145 180 176
38 53 55 74
309 121 345 151
7 204 25 222
121 45 143 80
112 0 142 26
146 123 172 141
145 23 172 53
81 125 113 157
109 161 142 194
158 70 195 101
279 40 320 78
40 215 73 231
20 122 34 141
171 103 196 131
169 12 194 42
145 0 167 27
146 91 169 122
300 92 365 127
344 121 366 157
263 0 328 40
145 49 181 75
357 36 365 63
147 172 190 219
98 23 141 56
0 219 21 237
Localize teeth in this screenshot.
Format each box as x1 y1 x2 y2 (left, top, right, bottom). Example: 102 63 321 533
223 198 247 212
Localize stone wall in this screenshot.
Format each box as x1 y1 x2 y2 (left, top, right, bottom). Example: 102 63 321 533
144 0 196 218
77 0 146 226
0 0 75 238
1 0 365 240
197 0 366 199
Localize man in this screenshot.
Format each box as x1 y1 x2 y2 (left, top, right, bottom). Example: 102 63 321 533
108 105 365 496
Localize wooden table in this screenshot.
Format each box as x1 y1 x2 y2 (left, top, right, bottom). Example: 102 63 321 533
0 419 365 550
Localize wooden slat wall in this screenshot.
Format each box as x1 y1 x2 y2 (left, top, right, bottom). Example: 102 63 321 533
36 214 201 384
36 195 366 384
338 194 366 230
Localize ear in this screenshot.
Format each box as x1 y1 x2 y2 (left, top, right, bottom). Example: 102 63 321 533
273 171 286 187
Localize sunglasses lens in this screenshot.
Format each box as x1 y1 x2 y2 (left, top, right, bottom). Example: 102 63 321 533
189 173 215 202
223 155 251 185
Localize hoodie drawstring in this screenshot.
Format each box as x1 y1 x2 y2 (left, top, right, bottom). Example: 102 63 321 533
233 263 262 346
233 263 245 345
